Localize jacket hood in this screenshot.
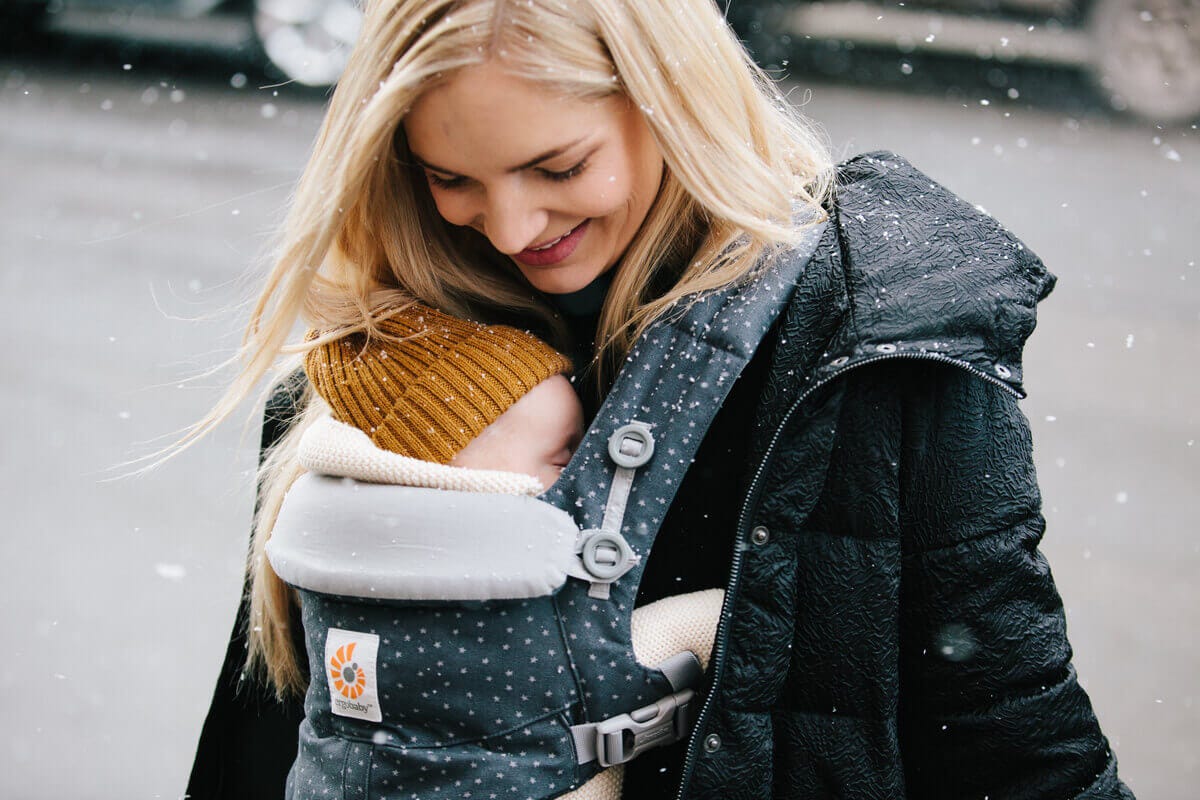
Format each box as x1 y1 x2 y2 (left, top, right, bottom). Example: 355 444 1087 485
794 151 1056 399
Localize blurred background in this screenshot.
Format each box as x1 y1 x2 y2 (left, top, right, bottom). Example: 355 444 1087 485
1 1 1196 797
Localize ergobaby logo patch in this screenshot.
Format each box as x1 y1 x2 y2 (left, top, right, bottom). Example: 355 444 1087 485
324 628 382 722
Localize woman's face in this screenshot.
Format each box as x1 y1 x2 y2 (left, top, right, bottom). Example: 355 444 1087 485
403 63 665 295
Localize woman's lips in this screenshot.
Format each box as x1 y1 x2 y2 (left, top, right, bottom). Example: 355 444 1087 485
513 220 589 267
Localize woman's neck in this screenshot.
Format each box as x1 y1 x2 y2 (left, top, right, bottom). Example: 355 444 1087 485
544 270 613 317
542 271 612 425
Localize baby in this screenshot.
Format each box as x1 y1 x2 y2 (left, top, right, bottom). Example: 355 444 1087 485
280 302 721 800
303 302 583 495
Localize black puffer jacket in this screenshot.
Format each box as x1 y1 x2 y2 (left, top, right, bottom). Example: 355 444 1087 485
187 152 1132 799
669 152 1132 799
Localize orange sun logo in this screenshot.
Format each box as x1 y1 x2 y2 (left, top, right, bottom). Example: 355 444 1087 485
329 642 366 699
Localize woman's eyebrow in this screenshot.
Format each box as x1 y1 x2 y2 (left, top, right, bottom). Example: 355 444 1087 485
504 137 588 172
411 137 589 176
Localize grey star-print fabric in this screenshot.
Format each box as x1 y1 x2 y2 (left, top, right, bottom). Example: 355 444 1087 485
282 221 826 799
288 595 581 799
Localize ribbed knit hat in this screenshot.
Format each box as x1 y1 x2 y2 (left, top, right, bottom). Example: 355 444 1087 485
304 304 572 465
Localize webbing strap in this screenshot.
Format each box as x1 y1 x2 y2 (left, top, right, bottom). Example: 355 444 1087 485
601 422 654 532
601 465 635 535
566 422 654 599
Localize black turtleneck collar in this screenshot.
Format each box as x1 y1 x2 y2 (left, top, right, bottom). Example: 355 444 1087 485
543 270 613 318
541 271 613 423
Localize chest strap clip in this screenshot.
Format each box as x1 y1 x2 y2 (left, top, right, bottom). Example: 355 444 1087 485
571 687 698 767
569 650 703 767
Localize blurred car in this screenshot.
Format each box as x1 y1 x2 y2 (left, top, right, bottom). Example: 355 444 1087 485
244 0 362 86
730 0 1200 122
3 0 51 28
19 0 363 88
15 0 1199 121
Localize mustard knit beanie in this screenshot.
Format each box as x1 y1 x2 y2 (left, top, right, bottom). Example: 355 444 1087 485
304 304 573 464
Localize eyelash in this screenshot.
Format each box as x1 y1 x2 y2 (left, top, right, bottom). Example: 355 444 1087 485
543 159 589 182
426 158 589 190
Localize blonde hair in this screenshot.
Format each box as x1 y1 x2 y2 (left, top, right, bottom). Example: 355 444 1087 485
212 0 833 696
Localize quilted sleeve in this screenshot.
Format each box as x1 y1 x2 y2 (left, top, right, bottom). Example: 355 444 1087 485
185 371 309 800
896 364 1134 800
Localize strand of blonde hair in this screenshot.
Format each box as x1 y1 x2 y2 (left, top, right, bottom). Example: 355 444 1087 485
184 0 835 696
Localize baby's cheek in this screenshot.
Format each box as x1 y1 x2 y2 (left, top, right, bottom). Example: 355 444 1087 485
536 462 566 491
494 445 545 483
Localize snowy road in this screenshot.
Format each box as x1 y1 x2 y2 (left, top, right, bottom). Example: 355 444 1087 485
2 38 1196 800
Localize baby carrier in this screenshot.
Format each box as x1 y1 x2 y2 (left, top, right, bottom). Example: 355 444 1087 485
266 223 824 800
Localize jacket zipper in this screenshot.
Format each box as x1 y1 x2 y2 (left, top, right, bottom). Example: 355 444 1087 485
673 351 1020 799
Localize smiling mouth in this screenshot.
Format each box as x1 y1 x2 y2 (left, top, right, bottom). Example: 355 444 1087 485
513 220 590 267
529 230 572 251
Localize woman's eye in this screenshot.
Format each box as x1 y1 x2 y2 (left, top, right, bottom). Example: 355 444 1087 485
540 159 589 183
426 159 587 189
426 171 466 189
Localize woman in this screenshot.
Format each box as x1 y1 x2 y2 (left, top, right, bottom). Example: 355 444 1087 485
187 0 1133 798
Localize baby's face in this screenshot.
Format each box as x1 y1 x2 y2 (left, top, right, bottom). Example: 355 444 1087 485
449 374 585 490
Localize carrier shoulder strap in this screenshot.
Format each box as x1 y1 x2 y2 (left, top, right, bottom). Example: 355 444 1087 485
545 218 827 749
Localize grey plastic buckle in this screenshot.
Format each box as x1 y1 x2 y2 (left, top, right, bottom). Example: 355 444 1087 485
586 688 698 767
608 423 655 469
579 530 636 580
574 530 639 599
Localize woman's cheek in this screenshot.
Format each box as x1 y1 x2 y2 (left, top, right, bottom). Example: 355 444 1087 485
428 188 472 226
578 172 631 216
592 175 615 205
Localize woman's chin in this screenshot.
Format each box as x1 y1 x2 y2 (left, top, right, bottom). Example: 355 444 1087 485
517 261 609 296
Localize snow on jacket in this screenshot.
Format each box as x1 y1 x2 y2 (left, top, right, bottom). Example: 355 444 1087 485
187 152 1133 800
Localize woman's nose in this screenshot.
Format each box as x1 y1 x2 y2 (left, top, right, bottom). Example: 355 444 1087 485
478 187 549 255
